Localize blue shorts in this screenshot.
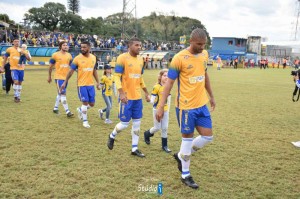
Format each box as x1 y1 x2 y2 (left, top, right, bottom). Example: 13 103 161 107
55 79 68 94
119 99 143 122
78 86 95 103
176 105 212 134
11 70 24 82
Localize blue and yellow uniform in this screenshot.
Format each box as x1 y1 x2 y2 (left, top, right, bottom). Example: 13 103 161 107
71 54 97 103
114 52 145 122
151 83 169 112
168 49 212 134
49 51 73 94
5 47 25 82
101 75 114 96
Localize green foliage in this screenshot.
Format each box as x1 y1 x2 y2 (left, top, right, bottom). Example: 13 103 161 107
0 13 14 24
60 12 84 33
25 2 66 31
21 4 211 44
67 0 80 14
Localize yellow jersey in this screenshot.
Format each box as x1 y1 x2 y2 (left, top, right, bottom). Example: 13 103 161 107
49 51 72 80
101 74 114 96
168 49 209 109
71 54 97 86
114 52 145 100
151 83 169 111
5 47 22 70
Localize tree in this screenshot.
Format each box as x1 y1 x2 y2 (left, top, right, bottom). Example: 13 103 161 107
0 14 15 24
68 0 80 14
60 12 84 33
24 2 66 31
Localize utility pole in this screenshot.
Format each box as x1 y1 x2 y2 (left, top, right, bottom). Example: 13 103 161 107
122 0 137 40
295 0 300 40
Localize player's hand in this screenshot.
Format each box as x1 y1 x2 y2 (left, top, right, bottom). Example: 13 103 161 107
47 77 52 84
60 83 66 94
145 93 150 102
210 97 216 112
119 91 128 104
155 106 164 122
96 83 101 90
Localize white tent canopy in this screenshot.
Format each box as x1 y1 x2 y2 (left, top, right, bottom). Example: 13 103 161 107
0 21 9 28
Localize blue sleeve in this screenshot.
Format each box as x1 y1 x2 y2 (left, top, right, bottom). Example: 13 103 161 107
49 58 55 64
115 64 124 74
168 67 179 80
4 53 9 57
71 63 78 70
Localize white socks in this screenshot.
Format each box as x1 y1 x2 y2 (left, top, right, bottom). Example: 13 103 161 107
178 138 193 179
191 135 213 153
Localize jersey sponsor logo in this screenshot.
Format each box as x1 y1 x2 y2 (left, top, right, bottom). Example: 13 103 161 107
60 64 69 68
83 68 93 72
12 56 20 60
129 73 141 78
184 55 189 60
189 75 205 84
187 64 193 69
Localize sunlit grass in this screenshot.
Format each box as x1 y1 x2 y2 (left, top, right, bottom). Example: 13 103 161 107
0 67 299 198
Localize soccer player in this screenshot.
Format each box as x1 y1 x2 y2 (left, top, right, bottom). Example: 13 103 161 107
156 28 216 189
107 37 151 158
98 64 116 124
144 69 172 153
60 41 101 128
48 41 74 117
0 38 31 102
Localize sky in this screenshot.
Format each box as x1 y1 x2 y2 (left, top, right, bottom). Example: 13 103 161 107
0 0 298 41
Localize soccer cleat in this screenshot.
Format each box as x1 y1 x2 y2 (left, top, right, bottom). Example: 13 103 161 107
162 138 171 153
98 109 104 120
144 130 153 145
77 107 83 120
162 146 172 153
107 135 115 150
131 149 145 158
105 119 113 124
14 97 21 103
67 111 74 118
53 109 59 114
83 121 90 128
173 153 182 172
181 176 199 189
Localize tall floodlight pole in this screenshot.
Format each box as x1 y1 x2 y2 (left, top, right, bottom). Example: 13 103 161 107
122 0 137 40
295 0 300 40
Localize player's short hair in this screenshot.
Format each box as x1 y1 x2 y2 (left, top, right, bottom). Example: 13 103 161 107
190 28 207 40
81 41 91 47
59 41 67 50
128 37 140 46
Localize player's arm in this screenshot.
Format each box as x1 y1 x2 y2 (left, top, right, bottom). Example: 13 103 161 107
114 57 127 103
93 67 101 90
60 61 76 92
140 76 150 102
156 78 175 122
48 56 56 83
0 56 8 73
205 71 216 112
25 51 31 61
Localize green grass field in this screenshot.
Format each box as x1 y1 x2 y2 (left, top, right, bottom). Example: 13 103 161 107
0 67 299 199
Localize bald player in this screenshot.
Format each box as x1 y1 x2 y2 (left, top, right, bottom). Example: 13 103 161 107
156 28 216 189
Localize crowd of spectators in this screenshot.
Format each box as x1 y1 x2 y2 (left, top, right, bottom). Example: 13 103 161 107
0 28 181 52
